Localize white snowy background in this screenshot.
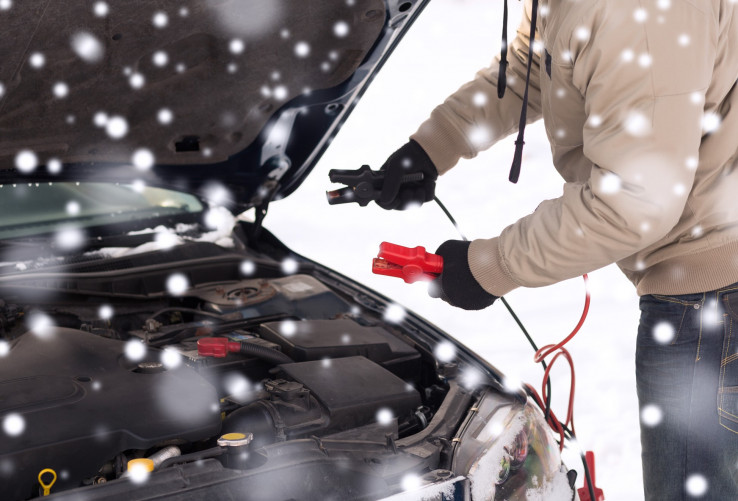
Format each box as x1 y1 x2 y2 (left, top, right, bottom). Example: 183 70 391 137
268 1 645 499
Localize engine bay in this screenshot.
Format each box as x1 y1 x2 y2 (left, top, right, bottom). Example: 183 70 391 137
0 253 479 500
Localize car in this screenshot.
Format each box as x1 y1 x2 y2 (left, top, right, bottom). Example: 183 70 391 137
0 1 573 499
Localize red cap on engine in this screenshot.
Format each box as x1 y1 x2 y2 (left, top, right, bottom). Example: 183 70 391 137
197 337 241 358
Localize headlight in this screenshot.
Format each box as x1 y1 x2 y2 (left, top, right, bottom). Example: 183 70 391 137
451 390 572 500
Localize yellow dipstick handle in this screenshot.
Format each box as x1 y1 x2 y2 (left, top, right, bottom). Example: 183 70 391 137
38 468 57 496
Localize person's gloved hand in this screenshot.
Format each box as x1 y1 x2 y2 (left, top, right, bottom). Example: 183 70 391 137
429 240 498 310
377 140 438 210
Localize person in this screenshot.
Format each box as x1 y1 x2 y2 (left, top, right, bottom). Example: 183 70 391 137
375 1 738 499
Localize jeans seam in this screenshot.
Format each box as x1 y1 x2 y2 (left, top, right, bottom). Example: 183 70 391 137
720 315 730 424
652 294 702 306
695 294 707 361
670 305 689 345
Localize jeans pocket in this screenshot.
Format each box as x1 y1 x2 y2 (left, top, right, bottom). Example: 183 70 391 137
638 294 703 347
719 291 738 432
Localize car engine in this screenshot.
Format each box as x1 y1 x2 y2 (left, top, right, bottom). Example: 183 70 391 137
0 255 468 500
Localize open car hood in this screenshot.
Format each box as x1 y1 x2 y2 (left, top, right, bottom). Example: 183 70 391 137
0 0 426 208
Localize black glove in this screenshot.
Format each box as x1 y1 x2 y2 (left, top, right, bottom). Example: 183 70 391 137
429 240 498 310
377 140 438 210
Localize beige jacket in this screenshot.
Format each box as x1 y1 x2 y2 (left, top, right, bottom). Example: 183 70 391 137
412 0 738 297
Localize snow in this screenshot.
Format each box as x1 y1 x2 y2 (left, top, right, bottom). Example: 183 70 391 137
166 273 189 296
685 474 709 497
14 150 37 173
266 1 644 499
157 108 173 124
2 413 25 437
383 476 463 501
70 32 104 63
376 408 393 426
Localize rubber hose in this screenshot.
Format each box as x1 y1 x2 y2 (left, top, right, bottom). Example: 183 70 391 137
239 342 294 365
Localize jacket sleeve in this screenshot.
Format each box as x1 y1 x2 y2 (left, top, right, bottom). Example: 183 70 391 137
410 0 542 174
466 1 715 296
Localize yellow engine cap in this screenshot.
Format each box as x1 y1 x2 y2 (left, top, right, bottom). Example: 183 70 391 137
127 458 155 473
217 432 253 447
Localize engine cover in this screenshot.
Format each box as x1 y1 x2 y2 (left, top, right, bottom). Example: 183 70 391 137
0 328 221 500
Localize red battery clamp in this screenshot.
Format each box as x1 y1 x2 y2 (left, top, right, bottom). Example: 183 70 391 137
371 242 443 284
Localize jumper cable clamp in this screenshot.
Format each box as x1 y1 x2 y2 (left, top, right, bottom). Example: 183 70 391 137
371 242 443 284
326 165 424 206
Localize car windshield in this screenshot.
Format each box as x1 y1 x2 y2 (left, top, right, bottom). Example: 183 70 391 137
0 182 203 240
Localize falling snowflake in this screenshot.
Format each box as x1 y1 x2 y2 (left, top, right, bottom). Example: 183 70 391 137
47 159 62 173
341 334 351 344
157 108 173 124
175 63 186 73
640 404 663 427
587 114 603 127
503 376 523 393
161 348 182 369
223 373 252 399
0 0 12 11
703 299 720 327
701 112 722 134
106 115 129 139
599 172 622 194
376 408 393 426
638 53 652 68
623 111 651 137
166 273 189 296
132 148 155 170
179 7 189 17
321 358 332 368
66 200 81 215
201 182 232 206
71 32 104 63
124 339 146 361
280 29 290 39
15 150 38 173
657 0 672 9
98 304 114 320
574 26 590 42
685 474 708 497
2 414 25 437
152 51 168 67
152 11 169 28
230 39 245 55
281 257 299 274
633 8 648 22
240 260 256 275
640 222 651 233
472 91 487 107
0 340 9 357
93 111 108 127
461 367 484 389
434 341 456 363
685 157 698 170
279 320 297 337
401 473 422 492
383 303 406 324
53 82 69 98
27 311 54 339
0 82 5 98
128 461 151 484
29 52 45 68
56 226 85 250
621 49 635 63
678 34 690 47
132 179 146 192
468 125 491 148
93 2 109 17
334 21 350 37
129 72 145 89
294 41 310 58
691 225 703 237
154 231 180 249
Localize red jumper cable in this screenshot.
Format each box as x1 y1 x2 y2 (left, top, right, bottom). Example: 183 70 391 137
372 242 603 500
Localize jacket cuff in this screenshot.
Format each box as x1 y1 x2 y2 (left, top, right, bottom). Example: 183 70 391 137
410 114 468 176
468 237 520 297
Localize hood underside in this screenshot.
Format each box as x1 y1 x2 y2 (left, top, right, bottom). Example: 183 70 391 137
0 0 420 206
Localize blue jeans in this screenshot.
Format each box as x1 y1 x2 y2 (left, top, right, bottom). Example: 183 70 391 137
637 285 738 500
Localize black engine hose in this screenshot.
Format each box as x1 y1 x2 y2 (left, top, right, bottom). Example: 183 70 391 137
239 342 294 365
